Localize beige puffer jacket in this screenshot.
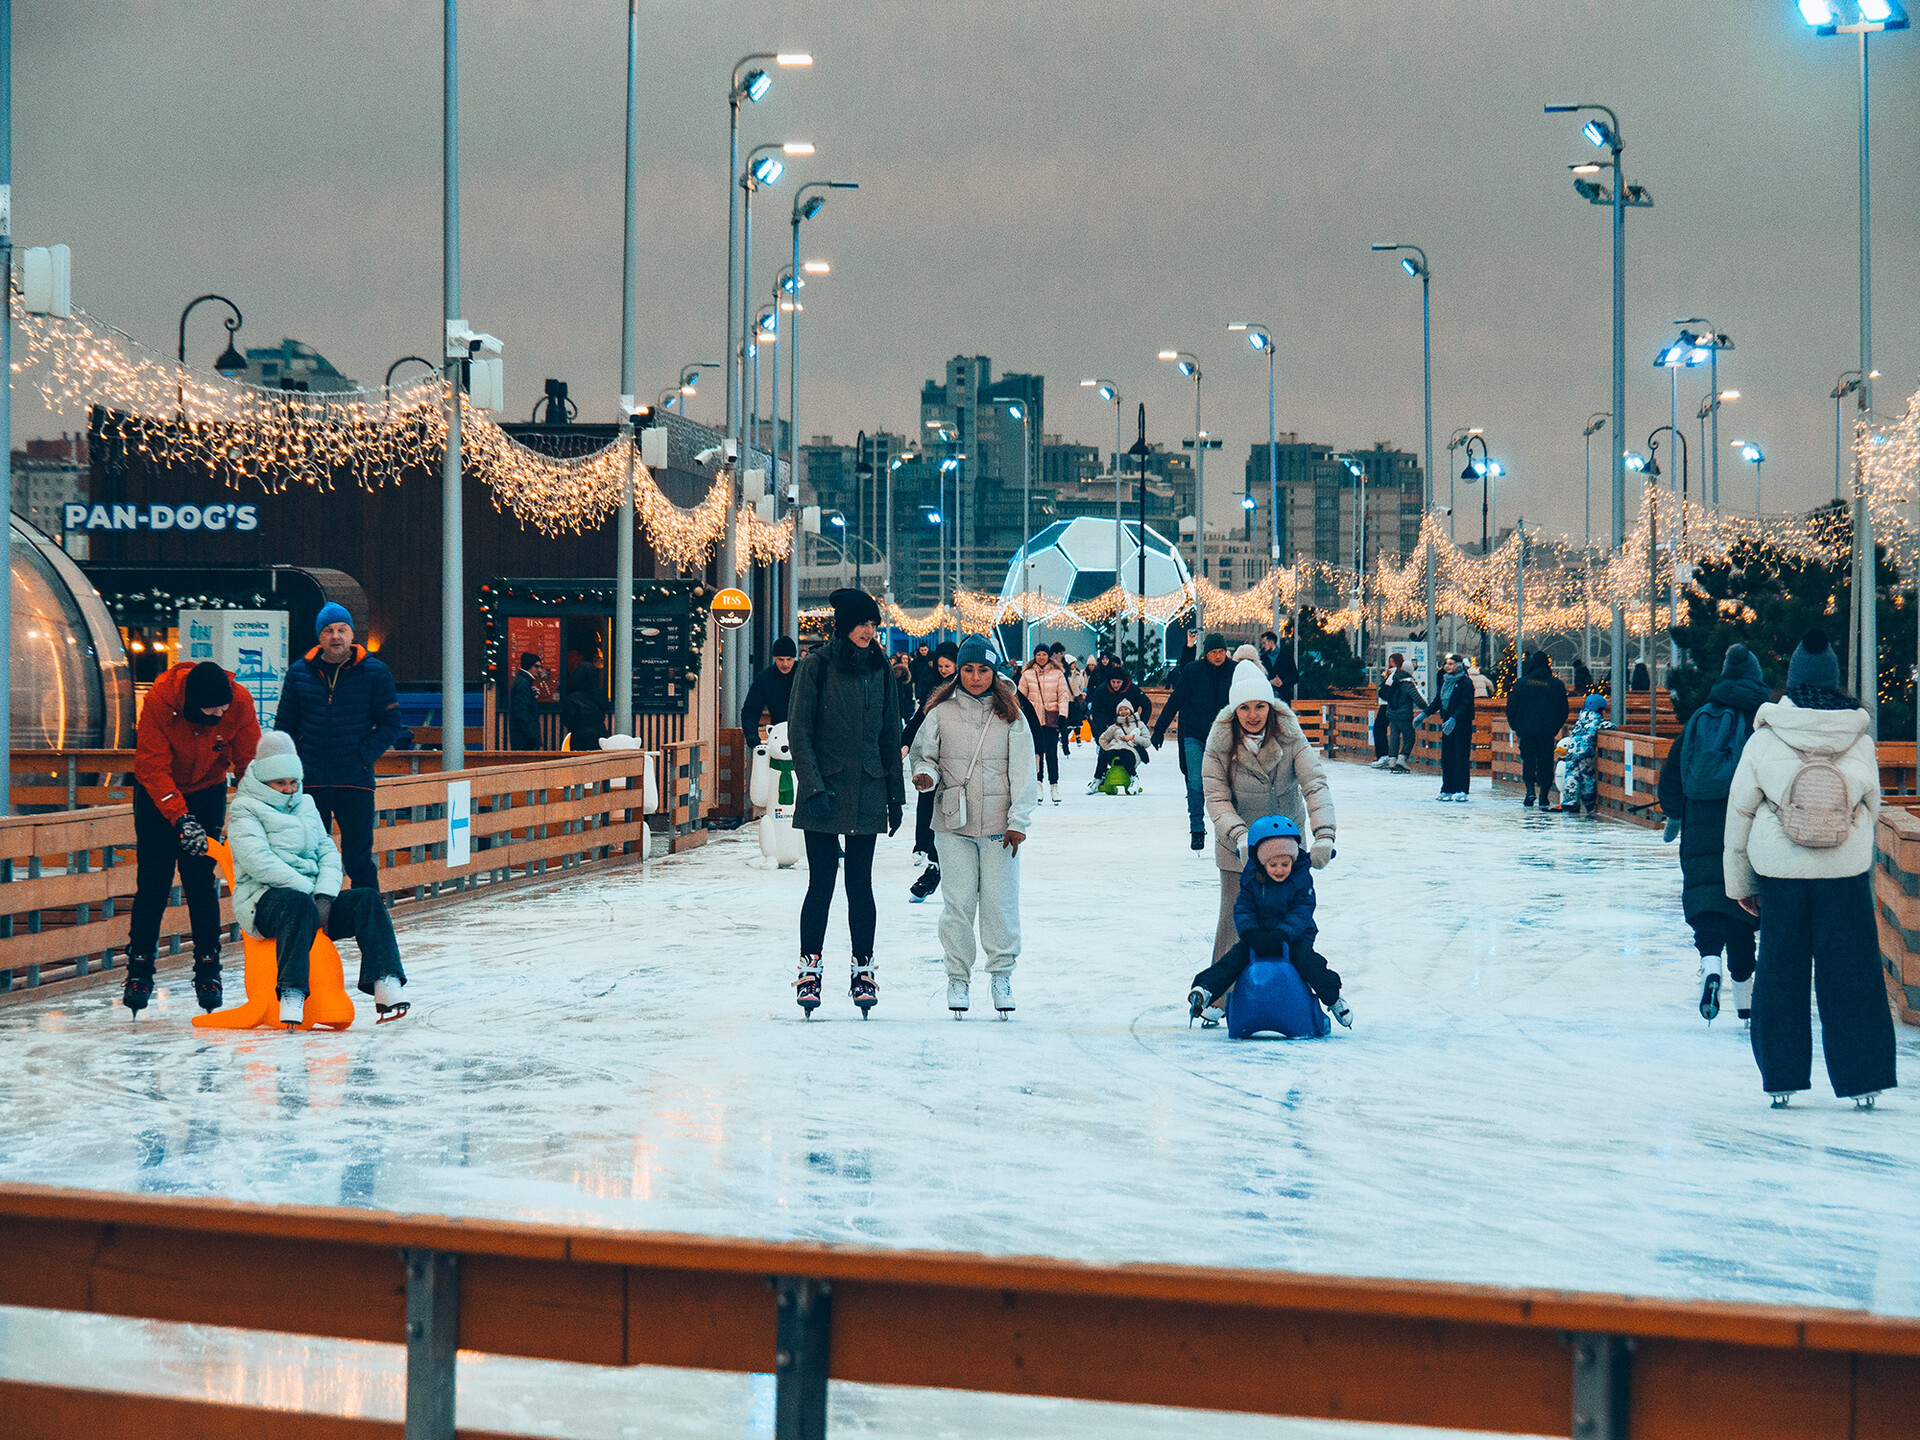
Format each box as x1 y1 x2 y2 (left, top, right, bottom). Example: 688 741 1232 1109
908 685 1039 839
1200 701 1335 872
1723 699 1878 899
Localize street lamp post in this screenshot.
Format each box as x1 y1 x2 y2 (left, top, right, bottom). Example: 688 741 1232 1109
441 0 465 773
1458 436 1502 672
1081 379 1123 617
1833 370 1863 501
1732 441 1765 518
1547 101 1650 726
178 295 247 374
994 399 1034 652
1582 413 1609 665
1796 0 1905 723
1641 424 1690 683
1370 244 1435 688
1228 324 1285 639
613 0 641 741
1159 350 1204 622
788 183 855 639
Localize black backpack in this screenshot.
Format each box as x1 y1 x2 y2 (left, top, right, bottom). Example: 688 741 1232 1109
1679 704 1747 801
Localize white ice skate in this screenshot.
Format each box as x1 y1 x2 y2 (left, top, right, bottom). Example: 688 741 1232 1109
374 976 411 1024
1732 976 1753 1025
278 989 304 1028
1770 1092 1793 1109
990 973 1014 1018
1855 1091 1882 1111
1329 995 1352 1029
1698 968 1722 1024
948 977 969 1017
1049 783 1060 806
1370 756 1391 769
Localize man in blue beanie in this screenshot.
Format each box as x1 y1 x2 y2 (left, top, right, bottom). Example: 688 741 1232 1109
273 602 407 895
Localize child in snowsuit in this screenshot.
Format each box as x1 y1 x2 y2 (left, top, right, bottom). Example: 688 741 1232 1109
1186 814 1351 1028
1093 699 1151 791
909 634 1038 1018
1558 693 1612 814
229 731 411 1026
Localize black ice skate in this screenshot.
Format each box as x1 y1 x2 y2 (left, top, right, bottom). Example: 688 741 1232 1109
1854 1091 1881 1111
192 955 224 1014
122 954 156 1017
1187 986 1211 1027
1770 1092 1792 1109
1699 971 1722 1024
794 954 823 1017
910 863 941 903
850 958 877 1017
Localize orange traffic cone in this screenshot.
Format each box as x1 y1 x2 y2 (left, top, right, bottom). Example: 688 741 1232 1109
193 839 356 1031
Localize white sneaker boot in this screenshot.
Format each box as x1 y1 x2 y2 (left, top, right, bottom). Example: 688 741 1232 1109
278 989 304 1028
1370 756 1391 769
1049 783 1060 805
990 972 1014 1017
947 976 969 1017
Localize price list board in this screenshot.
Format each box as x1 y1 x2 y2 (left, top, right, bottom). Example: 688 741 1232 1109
631 595 692 714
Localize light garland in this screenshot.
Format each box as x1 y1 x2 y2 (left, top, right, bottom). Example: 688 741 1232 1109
13 306 793 572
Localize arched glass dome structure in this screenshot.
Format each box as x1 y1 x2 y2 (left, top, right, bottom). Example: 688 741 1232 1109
10 518 134 749
995 517 1191 661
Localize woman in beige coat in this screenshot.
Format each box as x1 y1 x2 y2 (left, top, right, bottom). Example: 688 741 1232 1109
1201 660 1336 960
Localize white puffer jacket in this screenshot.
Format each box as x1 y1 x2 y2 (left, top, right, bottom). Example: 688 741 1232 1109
1723 699 1878 899
908 684 1039 839
228 770 344 937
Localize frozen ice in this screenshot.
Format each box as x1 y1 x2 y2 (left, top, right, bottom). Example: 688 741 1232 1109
2 757 1915 1436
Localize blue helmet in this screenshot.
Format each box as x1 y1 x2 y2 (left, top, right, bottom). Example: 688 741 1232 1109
1583 694 1607 713
1246 814 1302 855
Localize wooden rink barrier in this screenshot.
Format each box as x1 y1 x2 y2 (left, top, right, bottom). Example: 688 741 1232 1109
0 1184 1916 1440
0 749 673 1003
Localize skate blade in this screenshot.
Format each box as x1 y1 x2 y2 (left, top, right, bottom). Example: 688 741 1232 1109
996 1010 1012 1021
951 1009 966 1020
375 1002 411 1024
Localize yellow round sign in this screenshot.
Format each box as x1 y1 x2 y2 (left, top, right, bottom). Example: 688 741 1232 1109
711 587 753 630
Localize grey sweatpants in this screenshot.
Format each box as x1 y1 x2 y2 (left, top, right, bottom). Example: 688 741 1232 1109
938 833 1021 980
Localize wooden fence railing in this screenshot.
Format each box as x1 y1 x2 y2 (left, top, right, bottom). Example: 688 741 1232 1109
0 1184 1913 1440
0 749 671 1001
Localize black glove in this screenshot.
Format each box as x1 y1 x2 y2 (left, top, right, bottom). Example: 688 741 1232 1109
175 815 210 857
887 801 904 837
313 894 333 932
1151 734 1164 751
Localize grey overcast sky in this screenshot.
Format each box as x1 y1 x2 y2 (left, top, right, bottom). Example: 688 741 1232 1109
14 1 1920 542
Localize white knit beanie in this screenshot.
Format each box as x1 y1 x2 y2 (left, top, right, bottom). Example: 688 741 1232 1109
1232 643 1260 663
1226 659 1274 711
249 730 304 785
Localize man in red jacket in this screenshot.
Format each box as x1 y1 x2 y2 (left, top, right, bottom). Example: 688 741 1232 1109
125 661 261 1016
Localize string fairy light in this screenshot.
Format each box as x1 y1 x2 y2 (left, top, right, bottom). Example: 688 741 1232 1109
12 306 793 571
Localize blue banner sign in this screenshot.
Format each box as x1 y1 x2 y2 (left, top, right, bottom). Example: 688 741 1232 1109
65 502 259 533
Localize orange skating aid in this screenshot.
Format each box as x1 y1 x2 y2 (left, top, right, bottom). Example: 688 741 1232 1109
192 840 356 1031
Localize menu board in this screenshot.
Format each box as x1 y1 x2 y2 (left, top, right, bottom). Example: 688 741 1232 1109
507 616 562 701
631 596 691 714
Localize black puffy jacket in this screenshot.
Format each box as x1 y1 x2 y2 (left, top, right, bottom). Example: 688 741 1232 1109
273 646 406 790
1151 657 1234 750
1505 662 1570 739
1658 673 1770 923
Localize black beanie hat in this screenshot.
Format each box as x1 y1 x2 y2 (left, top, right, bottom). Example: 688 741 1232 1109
183 661 233 717
1788 629 1841 692
829 587 882 637
933 640 959 663
771 635 798 659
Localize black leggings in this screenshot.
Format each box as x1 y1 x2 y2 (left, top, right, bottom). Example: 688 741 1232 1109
1034 724 1060 784
1693 911 1757 983
801 831 877 957
1192 940 1341 1007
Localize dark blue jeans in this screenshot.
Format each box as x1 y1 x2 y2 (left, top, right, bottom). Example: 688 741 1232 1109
254 886 405 997
1182 736 1206 832
1751 873 1896 1098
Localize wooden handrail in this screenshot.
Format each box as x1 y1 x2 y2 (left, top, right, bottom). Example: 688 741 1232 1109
0 1183 1914 1439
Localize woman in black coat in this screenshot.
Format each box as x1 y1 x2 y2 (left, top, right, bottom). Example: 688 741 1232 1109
1422 654 1477 801
786 588 905 1017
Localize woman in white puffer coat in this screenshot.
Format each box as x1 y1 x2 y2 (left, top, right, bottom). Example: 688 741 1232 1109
1722 631 1896 1107
910 635 1038 1019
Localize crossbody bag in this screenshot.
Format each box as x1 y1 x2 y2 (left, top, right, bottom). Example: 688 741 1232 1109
938 705 995 831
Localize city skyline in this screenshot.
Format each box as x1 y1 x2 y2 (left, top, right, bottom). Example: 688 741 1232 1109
13 1 1918 546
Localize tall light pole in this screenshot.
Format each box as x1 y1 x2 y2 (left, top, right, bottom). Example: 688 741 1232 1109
1459 437 1501 672
1833 370 1863 501
995 399 1034 650
1228 324 1283 638
788 182 854 638
1159 349 1204 621
1370 244 1435 687
726 52 810 717
1548 102 1650 726
1642 424 1690 682
1732 440 1765 517
1797 0 1906 724
1582 413 1609 665
1081 379 1123 616
0 0 12 811
441 0 465 772
613 0 640 740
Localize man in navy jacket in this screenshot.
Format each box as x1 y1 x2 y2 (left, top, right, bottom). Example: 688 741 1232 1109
274 602 408 892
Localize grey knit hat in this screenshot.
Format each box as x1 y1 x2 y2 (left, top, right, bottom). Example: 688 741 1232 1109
249 730 304 786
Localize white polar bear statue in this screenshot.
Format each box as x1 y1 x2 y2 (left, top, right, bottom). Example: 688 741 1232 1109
749 722 806 868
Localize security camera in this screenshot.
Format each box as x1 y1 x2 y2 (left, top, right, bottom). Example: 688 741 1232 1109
695 446 724 465
1438 506 1453 517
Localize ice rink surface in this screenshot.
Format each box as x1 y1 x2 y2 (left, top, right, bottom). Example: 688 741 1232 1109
4 756 1917 1437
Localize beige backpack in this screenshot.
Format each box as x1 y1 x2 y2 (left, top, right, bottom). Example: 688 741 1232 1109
1777 745 1862 850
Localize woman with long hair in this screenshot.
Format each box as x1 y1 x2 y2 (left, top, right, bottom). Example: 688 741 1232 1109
787 589 905 1018
1017 643 1070 805
909 635 1037 1018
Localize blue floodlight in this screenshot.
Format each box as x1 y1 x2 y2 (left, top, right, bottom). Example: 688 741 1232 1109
1401 256 1418 277
1583 118 1615 149
1625 452 1648 473
1799 0 1837 20
829 513 845 528
1005 403 1024 420
1741 443 1764 463
940 457 959 473
1486 460 1504 478
758 311 778 334
750 155 785 186
1241 494 1257 511
925 510 943 525
1098 383 1116 401
1248 330 1271 351
1177 360 1196 378
743 69 772 102
890 457 904 470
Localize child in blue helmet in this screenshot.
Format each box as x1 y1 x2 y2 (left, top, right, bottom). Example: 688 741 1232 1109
1558 693 1613 815
1186 813 1351 1028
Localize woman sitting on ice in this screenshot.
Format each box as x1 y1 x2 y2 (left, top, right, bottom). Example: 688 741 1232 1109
229 731 411 1026
1091 698 1152 791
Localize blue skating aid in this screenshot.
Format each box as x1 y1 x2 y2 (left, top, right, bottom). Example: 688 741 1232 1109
1226 950 1330 1040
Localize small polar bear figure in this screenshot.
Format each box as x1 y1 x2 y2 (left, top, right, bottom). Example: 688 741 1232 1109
749 722 806 869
